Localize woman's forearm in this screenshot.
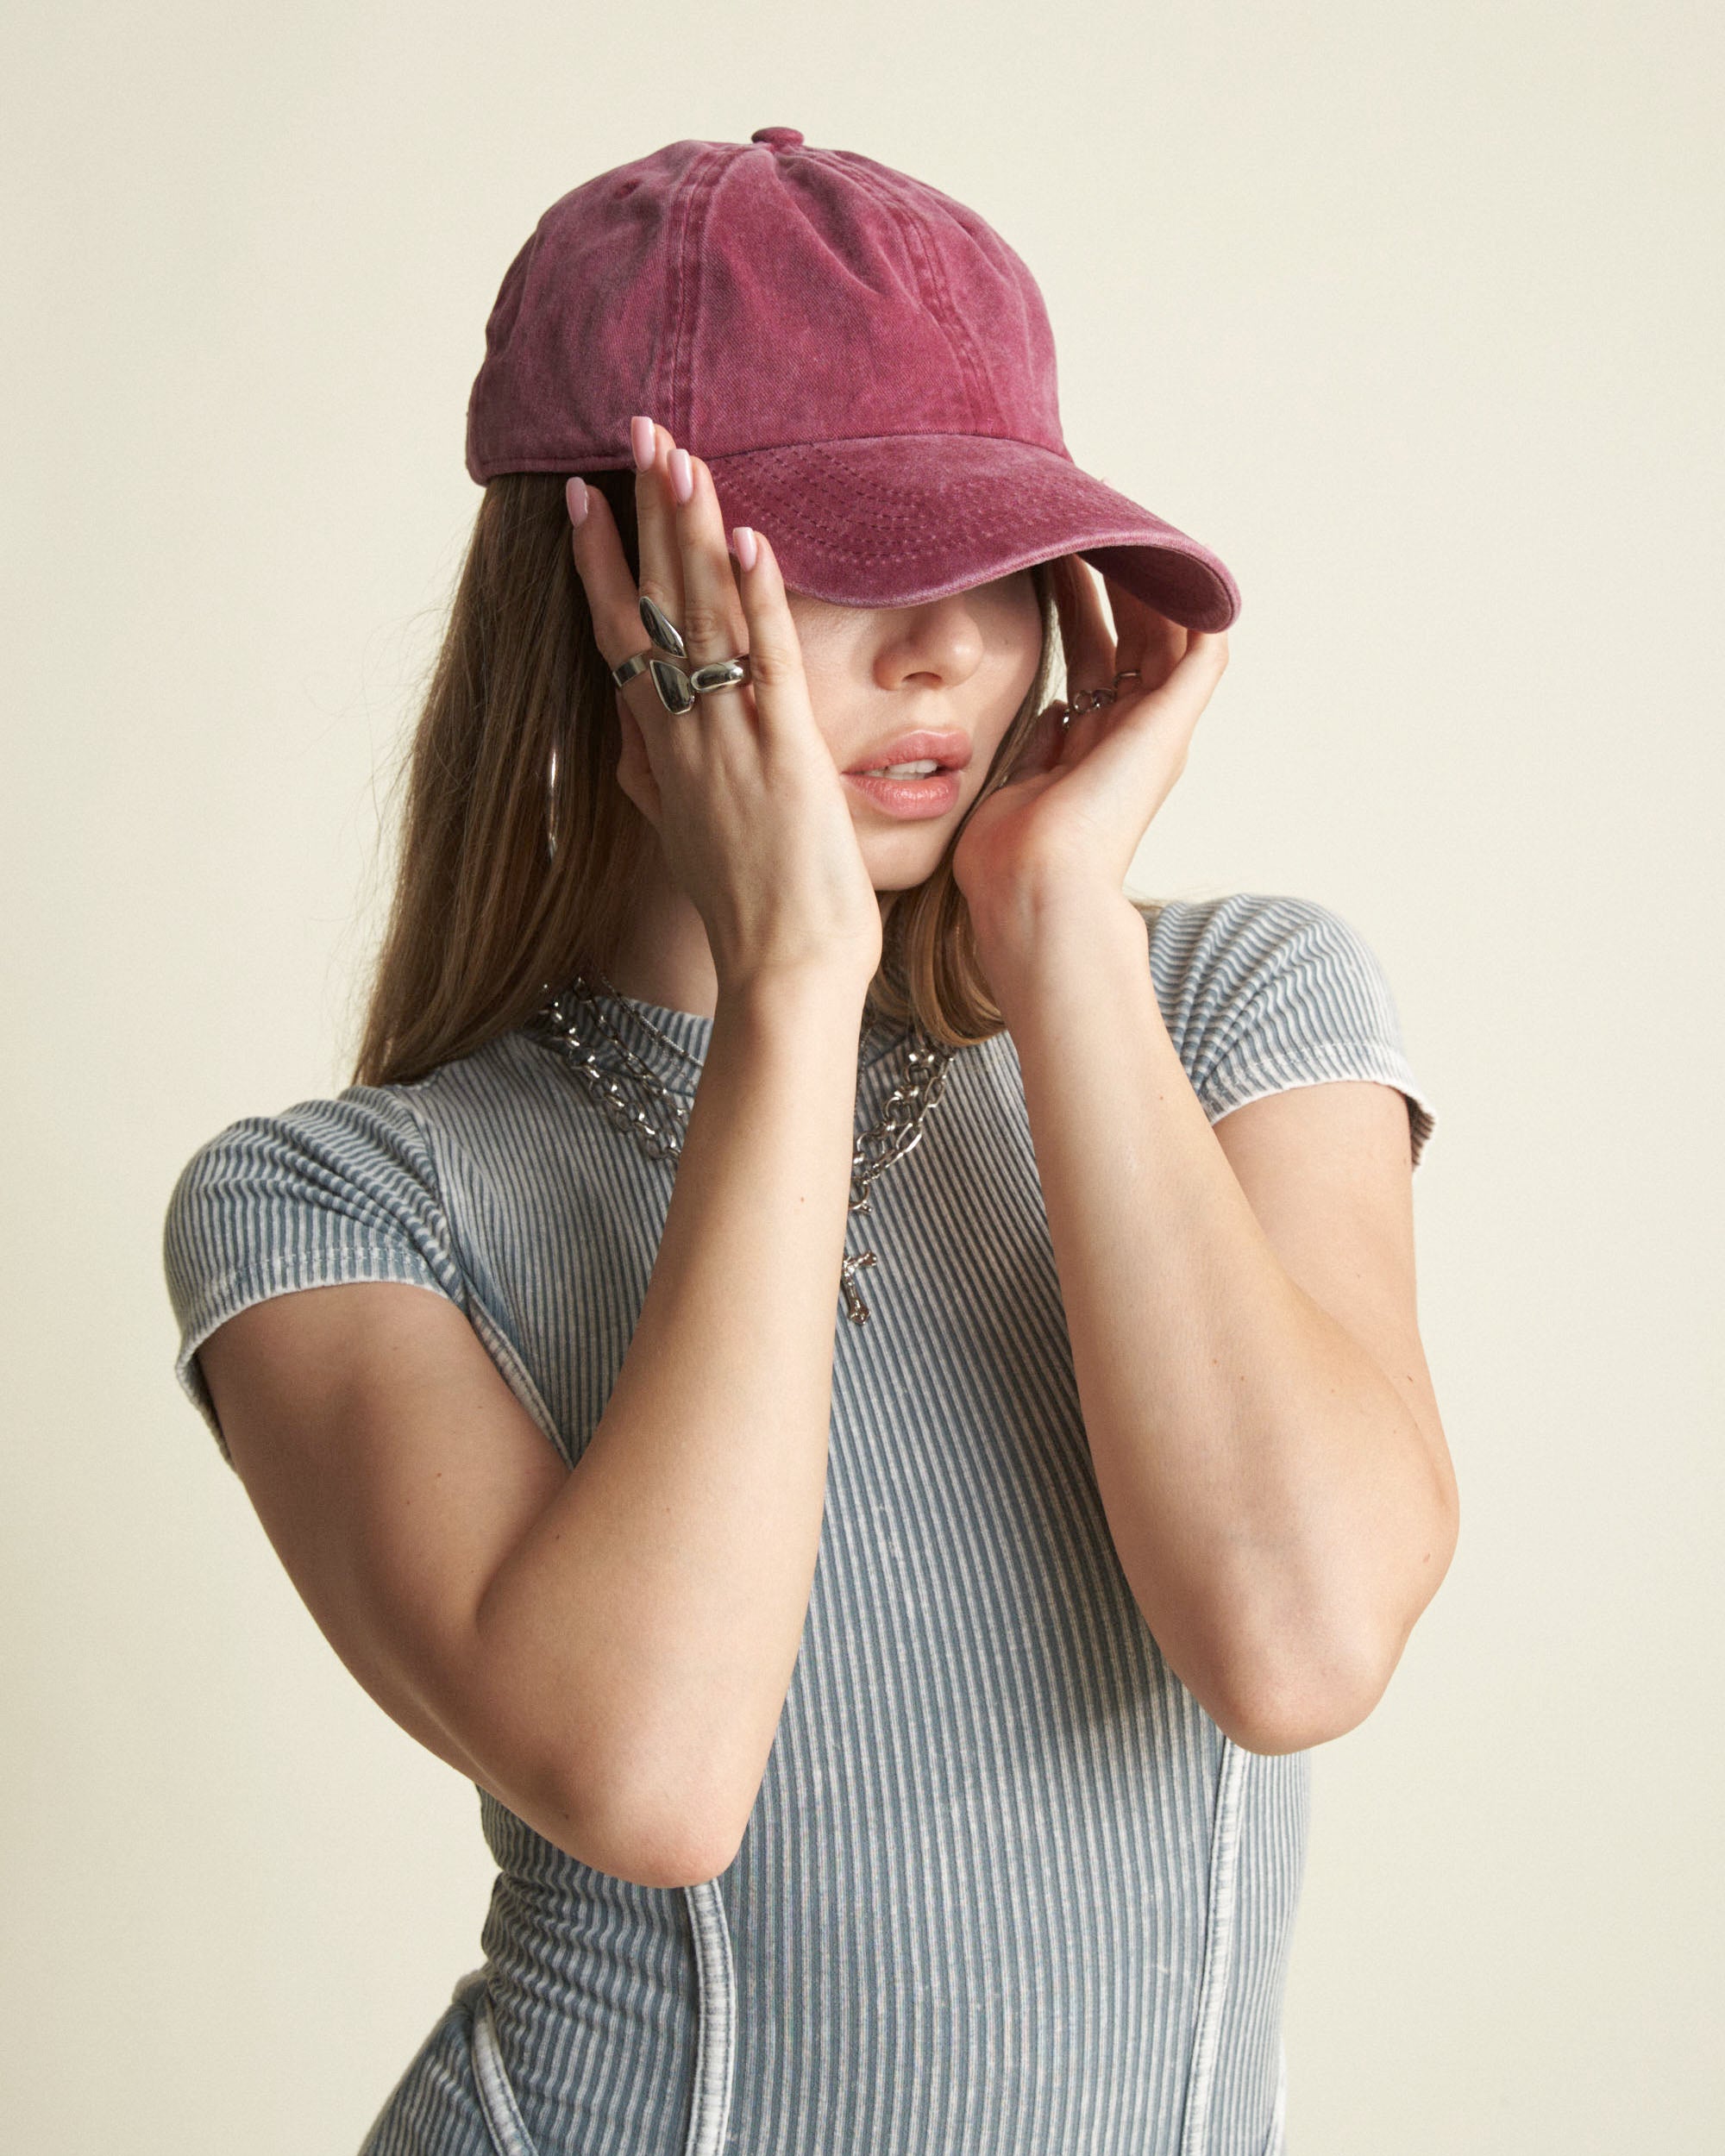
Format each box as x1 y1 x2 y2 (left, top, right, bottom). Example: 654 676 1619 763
976 887 1449 1752
475 966 869 1879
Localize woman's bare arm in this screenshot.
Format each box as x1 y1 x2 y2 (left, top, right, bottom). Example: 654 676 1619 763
976 887 1457 1754
949 561 1454 1754
476 967 868 1873
198 965 868 1890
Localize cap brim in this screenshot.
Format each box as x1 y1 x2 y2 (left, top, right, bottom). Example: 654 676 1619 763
700 432 1240 631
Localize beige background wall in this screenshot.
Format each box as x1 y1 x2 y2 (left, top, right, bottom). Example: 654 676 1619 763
5 2 1720 2148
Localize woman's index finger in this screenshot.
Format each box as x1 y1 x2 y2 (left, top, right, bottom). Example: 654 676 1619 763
1103 573 1188 691
566 476 650 673
630 418 685 634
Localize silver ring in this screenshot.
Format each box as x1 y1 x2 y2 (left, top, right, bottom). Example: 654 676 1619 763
615 651 753 715
612 592 751 711
1066 684 1118 715
688 657 751 695
611 649 656 690
1113 668 1141 689
637 592 687 659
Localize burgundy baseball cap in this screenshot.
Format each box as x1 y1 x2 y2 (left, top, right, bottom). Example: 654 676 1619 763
466 127 1240 632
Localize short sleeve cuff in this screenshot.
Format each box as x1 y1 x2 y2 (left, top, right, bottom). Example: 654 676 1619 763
1201 1036 1440 1170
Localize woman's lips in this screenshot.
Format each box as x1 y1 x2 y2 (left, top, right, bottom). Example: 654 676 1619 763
843 768 963 818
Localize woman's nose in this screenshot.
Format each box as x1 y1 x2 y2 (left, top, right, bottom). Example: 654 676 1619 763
878 601 985 689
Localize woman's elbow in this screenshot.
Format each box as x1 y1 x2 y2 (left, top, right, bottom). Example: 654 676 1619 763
1209 1641 1395 1755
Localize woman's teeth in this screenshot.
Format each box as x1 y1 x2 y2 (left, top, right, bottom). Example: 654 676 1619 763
861 761 942 778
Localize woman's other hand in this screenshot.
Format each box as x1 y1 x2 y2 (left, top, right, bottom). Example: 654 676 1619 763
952 555 1229 937
566 419 883 997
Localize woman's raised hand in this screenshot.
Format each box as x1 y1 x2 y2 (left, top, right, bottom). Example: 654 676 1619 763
952 554 1230 937
566 418 883 996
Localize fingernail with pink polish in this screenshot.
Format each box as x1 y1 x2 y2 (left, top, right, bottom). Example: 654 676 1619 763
669 448 693 505
731 526 758 571
566 476 588 526
630 416 656 471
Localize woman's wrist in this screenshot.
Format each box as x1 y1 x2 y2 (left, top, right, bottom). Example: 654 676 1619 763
969 880 1144 1010
714 959 873 1039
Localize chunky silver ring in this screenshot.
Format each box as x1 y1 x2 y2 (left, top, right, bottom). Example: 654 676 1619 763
637 592 687 659
614 592 752 711
687 656 751 695
613 649 753 715
608 592 693 692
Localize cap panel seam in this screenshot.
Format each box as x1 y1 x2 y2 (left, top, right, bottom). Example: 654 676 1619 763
656 146 733 441
843 160 988 429
837 159 992 433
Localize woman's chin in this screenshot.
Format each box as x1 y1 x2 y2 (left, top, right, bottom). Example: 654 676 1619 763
859 832 950 890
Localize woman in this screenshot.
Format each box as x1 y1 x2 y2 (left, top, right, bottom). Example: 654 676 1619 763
164 128 1454 2156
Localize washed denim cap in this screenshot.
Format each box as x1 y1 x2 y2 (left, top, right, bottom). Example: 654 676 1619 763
466 126 1241 632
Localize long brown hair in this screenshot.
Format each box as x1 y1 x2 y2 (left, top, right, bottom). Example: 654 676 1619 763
353 471 1065 1087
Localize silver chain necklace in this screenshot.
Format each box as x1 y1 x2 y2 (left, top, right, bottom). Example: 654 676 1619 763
533 972 954 1325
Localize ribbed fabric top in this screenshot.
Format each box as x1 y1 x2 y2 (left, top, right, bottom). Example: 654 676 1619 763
162 893 1437 2156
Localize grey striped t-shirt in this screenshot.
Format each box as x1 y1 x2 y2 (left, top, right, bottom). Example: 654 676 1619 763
164 892 1438 2156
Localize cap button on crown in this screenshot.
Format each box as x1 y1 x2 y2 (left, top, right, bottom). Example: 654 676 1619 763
750 127 805 152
